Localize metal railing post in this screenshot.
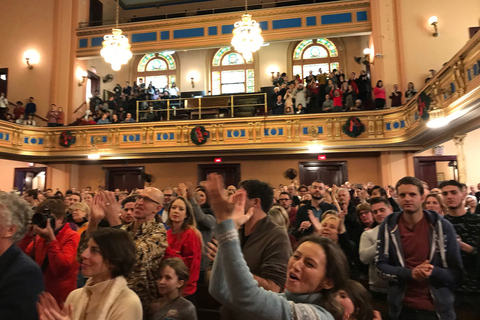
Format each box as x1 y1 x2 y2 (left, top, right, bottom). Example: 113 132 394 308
167 100 170 121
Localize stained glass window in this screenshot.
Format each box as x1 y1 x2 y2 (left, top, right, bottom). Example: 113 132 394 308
212 47 254 95
169 75 176 86
303 46 328 59
222 53 245 66
138 53 156 72
159 53 176 70
146 59 167 71
292 38 340 78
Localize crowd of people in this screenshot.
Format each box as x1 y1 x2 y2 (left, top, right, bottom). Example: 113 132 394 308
1 174 479 320
1 68 422 127
270 69 418 115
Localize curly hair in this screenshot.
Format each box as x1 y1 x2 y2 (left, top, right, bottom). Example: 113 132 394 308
0 192 34 243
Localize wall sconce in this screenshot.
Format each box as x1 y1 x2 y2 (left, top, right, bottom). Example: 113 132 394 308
23 49 40 70
76 69 88 86
190 77 195 88
429 16 439 37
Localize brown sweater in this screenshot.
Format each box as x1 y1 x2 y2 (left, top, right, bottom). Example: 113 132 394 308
220 216 292 320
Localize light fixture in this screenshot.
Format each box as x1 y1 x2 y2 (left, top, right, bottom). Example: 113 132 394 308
87 154 101 160
190 77 195 88
308 143 324 153
100 0 132 71
76 69 88 87
23 50 40 70
363 48 371 55
163 50 175 55
428 16 439 37
231 0 264 60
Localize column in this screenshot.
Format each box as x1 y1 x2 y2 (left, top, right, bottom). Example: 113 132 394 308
453 134 467 183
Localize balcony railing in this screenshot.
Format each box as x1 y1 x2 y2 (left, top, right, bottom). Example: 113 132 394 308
135 93 267 121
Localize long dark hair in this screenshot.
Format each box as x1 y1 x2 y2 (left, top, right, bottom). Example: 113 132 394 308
297 235 349 320
166 196 196 231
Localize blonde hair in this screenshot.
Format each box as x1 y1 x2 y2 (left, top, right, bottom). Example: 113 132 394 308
321 210 338 221
70 201 90 216
268 205 289 232
320 215 340 225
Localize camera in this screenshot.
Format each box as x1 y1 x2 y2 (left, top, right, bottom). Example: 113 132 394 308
31 207 55 229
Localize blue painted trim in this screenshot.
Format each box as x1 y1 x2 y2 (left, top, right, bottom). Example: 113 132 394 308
240 129 245 137
233 130 240 138
102 136 107 143
91 37 103 47
0 133 3 140
393 122 400 129
39 138 43 145
264 129 269 136
272 18 301 29
468 69 472 81
318 127 323 134
259 21 268 30
356 11 368 22
173 27 204 39
400 120 405 128
306 16 316 26
227 131 232 138
386 123 391 130
132 32 157 43
221 25 234 34
473 64 479 76
271 128 277 135
160 31 170 40
79 39 88 48
208 26 217 36
302 127 308 135
31 138 37 144
169 133 174 140
450 83 456 93
321 13 352 25
278 128 283 135
24 137 28 144
5 133 9 141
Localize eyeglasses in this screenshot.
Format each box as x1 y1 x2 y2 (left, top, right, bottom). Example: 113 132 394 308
137 195 161 205
279 198 290 201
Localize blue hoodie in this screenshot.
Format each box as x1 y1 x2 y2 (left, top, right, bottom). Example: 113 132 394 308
376 210 463 320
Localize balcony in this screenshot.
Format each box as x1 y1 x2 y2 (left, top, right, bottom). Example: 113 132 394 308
1 30 479 163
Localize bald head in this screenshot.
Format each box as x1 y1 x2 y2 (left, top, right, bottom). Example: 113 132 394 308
134 187 164 224
143 187 164 204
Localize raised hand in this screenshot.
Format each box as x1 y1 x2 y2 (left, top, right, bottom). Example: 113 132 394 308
103 191 122 226
207 239 218 261
90 192 106 224
205 173 253 228
308 211 322 235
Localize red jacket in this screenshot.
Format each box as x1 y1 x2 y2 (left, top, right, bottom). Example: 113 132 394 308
18 223 80 306
165 228 201 296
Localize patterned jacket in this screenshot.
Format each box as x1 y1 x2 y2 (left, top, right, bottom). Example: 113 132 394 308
122 216 168 311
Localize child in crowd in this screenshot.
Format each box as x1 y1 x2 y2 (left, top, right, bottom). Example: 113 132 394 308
149 258 197 320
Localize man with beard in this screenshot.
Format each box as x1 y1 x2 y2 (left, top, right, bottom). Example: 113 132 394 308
440 180 480 314
120 195 137 225
278 191 297 229
294 180 337 239
377 176 462 320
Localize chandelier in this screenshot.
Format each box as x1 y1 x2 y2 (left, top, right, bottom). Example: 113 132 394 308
100 0 132 71
231 0 263 60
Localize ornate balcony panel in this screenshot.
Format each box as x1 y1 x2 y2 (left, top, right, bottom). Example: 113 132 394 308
76 1 371 57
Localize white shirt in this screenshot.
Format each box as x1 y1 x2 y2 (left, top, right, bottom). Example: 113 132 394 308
0 96 8 109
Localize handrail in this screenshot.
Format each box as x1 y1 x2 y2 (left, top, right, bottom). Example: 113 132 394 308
73 101 87 114
4 100 47 122
135 92 267 121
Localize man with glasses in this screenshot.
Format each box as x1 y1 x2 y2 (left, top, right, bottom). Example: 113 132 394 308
278 191 297 229
159 188 176 223
88 188 168 317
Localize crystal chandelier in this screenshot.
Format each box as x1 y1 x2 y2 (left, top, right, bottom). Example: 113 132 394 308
231 0 263 60
100 0 132 71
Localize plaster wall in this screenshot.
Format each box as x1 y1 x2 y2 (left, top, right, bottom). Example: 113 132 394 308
415 127 480 187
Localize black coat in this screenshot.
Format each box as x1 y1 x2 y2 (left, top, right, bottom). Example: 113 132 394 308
0 244 44 320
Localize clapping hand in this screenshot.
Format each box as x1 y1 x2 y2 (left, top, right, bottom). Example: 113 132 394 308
308 210 322 235
205 173 253 228
37 292 73 320
412 260 434 281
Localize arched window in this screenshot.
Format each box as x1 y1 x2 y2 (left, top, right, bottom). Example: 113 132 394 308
292 39 340 79
136 52 177 89
211 47 254 95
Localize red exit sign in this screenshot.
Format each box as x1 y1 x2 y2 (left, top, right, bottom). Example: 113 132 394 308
214 157 222 163
318 155 326 160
